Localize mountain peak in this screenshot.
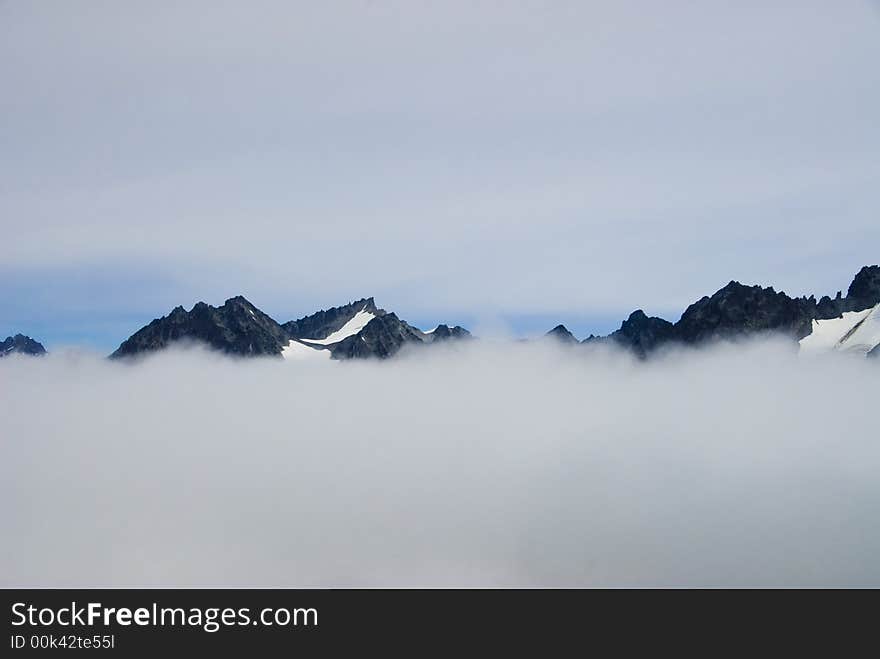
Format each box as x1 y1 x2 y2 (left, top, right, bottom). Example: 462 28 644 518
674 279 813 344
610 310 675 358
846 265 880 312
224 295 256 307
1 334 47 357
110 297 287 359
330 312 424 359
430 324 472 342
283 297 383 341
97 264 880 362
545 324 577 343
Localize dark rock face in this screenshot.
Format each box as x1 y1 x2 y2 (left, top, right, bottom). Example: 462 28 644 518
545 325 577 344
602 265 878 358
330 313 425 359
1 334 46 357
111 293 473 361
815 292 845 320
104 264 877 361
283 298 382 340
430 324 472 342
673 281 816 344
110 296 288 359
845 265 880 312
610 310 676 358
284 298 472 357
804 266 879 320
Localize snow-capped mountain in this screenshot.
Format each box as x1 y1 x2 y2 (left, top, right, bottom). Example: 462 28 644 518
110 296 470 360
1 334 46 357
103 263 878 361
549 264 880 359
282 298 470 361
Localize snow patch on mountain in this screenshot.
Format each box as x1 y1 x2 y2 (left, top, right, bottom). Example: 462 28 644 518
281 304 381 360
838 303 880 355
281 339 333 361
799 303 880 355
297 307 376 346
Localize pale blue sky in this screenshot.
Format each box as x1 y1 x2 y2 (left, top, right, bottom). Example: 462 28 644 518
2 1 879 351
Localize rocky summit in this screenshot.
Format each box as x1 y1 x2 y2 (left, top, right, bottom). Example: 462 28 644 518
283 298 382 341
111 296 470 360
330 313 425 359
673 281 816 344
92 263 880 362
845 265 880 312
609 310 676 358
427 324 472 343
545 325 578 344
110 296 289 359
1 334 46 357
548 264 880 359
281 299 468 360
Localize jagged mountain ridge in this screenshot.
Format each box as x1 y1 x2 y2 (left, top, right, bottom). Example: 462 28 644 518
560 265 880 358
609 310 675 358
673 281 817 344
284 302 471 360
800 301 880 357
427 324 471 342
110 296 469 360
1 334 46 357
283 298 384 341
842 265 880 313
111 296 289 359
329 312 426 360
98 263 880 361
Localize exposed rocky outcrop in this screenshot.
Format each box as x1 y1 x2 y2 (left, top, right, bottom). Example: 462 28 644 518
282 298 470 358
673 281 816 345
1 334 46 357
610 310 676 358
104 264 879 362
111 293 472 361
845 265 880 312
813 265 879 319
283 298 383 340
560 265 880 359
815 292 846 320
110 296 288 359
428 324 472 342
330 313 426 359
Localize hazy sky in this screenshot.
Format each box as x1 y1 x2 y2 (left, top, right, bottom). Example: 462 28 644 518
2 1 879 349
3 339 879 586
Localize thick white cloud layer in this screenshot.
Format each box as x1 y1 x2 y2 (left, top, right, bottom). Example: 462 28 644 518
2 341 878 586
2 1 880 318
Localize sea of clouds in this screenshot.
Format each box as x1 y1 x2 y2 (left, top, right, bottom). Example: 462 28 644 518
1 339 878 586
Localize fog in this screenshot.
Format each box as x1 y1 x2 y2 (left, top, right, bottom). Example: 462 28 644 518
1 341 878 587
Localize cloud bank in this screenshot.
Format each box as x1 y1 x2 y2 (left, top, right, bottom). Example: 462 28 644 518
2 340 878 586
